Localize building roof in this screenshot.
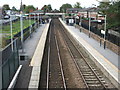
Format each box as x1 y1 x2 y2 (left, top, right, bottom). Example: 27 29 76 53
67 8 99 12
67 8 82 11
30 10 44 14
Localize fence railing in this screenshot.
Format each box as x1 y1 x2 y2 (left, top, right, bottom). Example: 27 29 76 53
80 20 120 46
1 38 19 89
1 21 39 89
6 22 37 49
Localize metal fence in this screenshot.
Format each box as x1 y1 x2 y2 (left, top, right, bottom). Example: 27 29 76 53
6 22 36 49
81 20 120 46
1 21 38 89
1 39 19 89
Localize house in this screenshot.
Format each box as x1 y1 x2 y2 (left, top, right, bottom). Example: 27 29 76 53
66 8 82 14
66 8 105 21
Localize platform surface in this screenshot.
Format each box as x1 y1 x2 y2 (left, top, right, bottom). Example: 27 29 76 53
15 24 47 88
29 21 51 88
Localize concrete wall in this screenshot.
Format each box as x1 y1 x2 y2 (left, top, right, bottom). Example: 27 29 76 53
75 24 120 55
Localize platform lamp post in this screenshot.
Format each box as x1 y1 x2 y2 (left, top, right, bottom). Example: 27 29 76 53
34 13 36 23
29 14 32 38
88 11 91 38
75 14 76 26
104 15 106 49
10 15 13 51
62 9 65 21
80 14 82 26
80 14 83 32
34 13 37 30
20 0 24 52
37 13 39 27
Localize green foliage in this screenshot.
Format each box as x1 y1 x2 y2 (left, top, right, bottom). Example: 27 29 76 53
73 2 82 8
60 3 72 13
1 36 8 48
2 7 6 16
12 6 17 11
98 1 120 29
106 1 120 29
24 5 36 13
47 4 52 11
41 4 52 13
2 4 10 10
98 2 110 14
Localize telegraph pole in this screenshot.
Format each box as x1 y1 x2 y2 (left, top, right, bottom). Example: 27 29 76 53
10 15 13 51
89 12 91 38
20 0 24 51
29 14 32 38
104 15 106 49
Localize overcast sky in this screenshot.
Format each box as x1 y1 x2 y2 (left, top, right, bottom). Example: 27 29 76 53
0 0 100 10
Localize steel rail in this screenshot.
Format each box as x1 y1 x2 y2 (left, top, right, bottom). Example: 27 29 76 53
55 21 89 89
46 20 67 89
54 24 67 89
46 21 52 89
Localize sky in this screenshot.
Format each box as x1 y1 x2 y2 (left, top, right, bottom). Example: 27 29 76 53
0 0 100 10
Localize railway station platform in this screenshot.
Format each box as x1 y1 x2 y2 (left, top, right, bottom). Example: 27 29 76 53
29 20 51 88
59 18 120 89
14 23 50 88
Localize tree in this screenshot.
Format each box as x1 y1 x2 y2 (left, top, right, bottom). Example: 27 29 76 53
20 4 26 12
48 4 52 12
41 4 52 13
12 6 17 11
73 2 82 8
106 1 120 29
24 5 36 13
97 1 120 29
2 7 6 16
60 3 72 13
3 4 10 10
41 5 47 13
98 2 110 14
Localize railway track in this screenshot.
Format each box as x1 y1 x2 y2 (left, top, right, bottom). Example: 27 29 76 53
39 18 115 89
46 20 66 88
54 19 108 90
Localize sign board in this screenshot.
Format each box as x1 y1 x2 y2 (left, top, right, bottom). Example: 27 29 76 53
101 30 105 34
76 16 79 19
98 20 101 22
69 19 74 24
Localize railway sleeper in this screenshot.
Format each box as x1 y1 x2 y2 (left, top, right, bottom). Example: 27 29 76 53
85 78 98 81
89 86 104 90
83 73 94 76
87 81 101 84
88 84 103 87
80 68 91 71
82 72 93 74
84 76 96 78
80 66 90 68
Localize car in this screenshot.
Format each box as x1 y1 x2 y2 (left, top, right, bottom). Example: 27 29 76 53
4 14 10 19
